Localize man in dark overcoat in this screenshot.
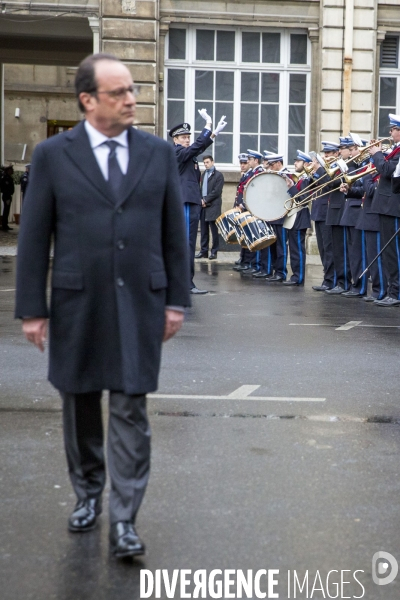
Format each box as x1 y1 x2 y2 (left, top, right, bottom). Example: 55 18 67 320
196 155 224 259
1 165 15 231
15 53 190 558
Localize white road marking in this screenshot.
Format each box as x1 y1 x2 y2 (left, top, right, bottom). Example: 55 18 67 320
0 289 15 292
335 320 363 331
227 385 260 398
149 389 325 402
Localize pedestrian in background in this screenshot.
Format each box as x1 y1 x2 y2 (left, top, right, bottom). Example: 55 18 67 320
196 155 224 260
1 165 15 231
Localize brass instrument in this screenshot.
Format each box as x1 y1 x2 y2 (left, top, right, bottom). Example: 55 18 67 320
343 163 377 185
290 160 315 183
352 137 393 166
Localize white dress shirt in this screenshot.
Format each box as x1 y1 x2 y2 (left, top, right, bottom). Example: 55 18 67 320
84 120 129 179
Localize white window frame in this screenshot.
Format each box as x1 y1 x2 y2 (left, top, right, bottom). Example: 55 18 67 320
165 25 311 170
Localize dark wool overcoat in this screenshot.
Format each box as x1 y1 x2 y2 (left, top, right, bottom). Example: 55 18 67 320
15 121 190 395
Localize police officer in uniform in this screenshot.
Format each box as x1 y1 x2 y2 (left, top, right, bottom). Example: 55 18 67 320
233 153 250 266
170 111 227 293
369 113 400 306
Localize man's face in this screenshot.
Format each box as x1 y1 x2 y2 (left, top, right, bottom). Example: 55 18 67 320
174 134 191 147
339 147 351 160
248 156 258 169
203 158 214 170
80 60 136 135
240 161 249 172
389 127 400 143
263 159 270 169
269 161 283 172
323 150 339 160
294 159 304 173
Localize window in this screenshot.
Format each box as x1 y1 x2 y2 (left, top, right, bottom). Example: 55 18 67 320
165 27 311 167
379 36 400 137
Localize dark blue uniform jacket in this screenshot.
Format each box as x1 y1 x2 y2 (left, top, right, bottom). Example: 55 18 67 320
174 128 213 205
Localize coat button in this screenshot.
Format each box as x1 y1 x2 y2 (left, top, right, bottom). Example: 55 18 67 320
117 277 124 287
117 240 125 250
117 207 123 214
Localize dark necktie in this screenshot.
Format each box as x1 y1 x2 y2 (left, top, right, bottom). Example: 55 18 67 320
104 140 124 198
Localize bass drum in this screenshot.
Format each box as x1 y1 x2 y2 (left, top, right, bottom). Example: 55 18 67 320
244 171 288 222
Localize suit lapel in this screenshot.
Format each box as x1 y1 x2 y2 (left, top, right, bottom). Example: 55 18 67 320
116 127 152 208
64 122 114 206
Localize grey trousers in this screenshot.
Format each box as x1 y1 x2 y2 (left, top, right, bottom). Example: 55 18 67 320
60 390 151 525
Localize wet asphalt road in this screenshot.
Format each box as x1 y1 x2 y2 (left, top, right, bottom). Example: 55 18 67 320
1 255 400 600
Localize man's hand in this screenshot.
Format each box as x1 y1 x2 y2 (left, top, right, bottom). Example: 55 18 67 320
369 142 381 156
198 108 212 123
339 182 349 193
163 309 184 342
286 176 295 189
212 115 227 137
22 318 48 352
201 199 206 207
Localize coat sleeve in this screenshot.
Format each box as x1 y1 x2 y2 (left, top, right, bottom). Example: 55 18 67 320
175 129 214 166
373 151 398 179
205 171 224 205
162 144 191 307
15 143 55 319
392 176 400 195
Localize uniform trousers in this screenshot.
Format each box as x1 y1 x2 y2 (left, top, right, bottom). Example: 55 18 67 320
184 202 201 288
331 225 351 290
345 226 367 294
271 224 288 279
364 230 387 299
61 391 151 525
287 229 306 284
1 195 12 230
199 208 219 254
259 244 275 275
380 215 400 300
314 221 335 287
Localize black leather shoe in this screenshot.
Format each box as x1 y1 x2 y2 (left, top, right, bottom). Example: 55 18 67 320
312 284 330 291
209 253 217 260
237 264 252 271
374 296 400 307
234 258 242 265
195 252 208 259
325 285 345 295
283 280 301 286
265 275 284 282
342 290 365 298
252 271 269 279
190 287 208 294
242 267 259 275
68 498 102 533
110 522 145 558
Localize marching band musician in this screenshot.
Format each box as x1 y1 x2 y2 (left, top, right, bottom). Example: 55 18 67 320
355 170 388 302
369 113 400 306
233 153 250 267
284 150 312 286
310 141 337 292
338 137 368 298
170 110 227 294
234 149 264 274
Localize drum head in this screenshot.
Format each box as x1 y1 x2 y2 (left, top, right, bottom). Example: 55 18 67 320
244 172 288 221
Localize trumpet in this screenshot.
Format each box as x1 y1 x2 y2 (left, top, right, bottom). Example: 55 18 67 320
342 163 377 185
352 137 393 165
309 152 342 178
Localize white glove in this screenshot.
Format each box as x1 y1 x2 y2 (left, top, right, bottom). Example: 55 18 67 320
213 116 227 136
198 108 212 123
395 157 400 178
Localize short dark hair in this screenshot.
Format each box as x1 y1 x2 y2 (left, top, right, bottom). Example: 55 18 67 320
75 53 121 112
203 155 214 162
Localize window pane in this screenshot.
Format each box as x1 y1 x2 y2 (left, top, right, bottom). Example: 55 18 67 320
240 134 259 153
241 104 259 133
168 70 185 99
289 74 307 103
380 77 397 106
241 72 259 102
169 29 186 60
195 70 214 100
195 102 214 130
242 32 260 62
216 71 234 101
261 73 280 102
290 34 308 64
215 134 233 163
262 33 280 63
217 31 235 61
167 101 185 130
379 108 395 137
261 104 279 133
289 105 306 134
288 136 305 163
215 102 233 131
196 30 215 61
260 135 278 154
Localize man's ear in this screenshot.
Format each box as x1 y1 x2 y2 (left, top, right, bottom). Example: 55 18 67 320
79 92 96 113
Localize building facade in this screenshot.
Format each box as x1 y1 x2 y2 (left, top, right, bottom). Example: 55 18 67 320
1 0 400 218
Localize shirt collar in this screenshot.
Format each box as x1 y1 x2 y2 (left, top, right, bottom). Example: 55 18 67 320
84 119 129 149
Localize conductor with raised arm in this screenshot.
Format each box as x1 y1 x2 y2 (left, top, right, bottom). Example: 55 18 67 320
170 109 227 294
15 53 190 559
